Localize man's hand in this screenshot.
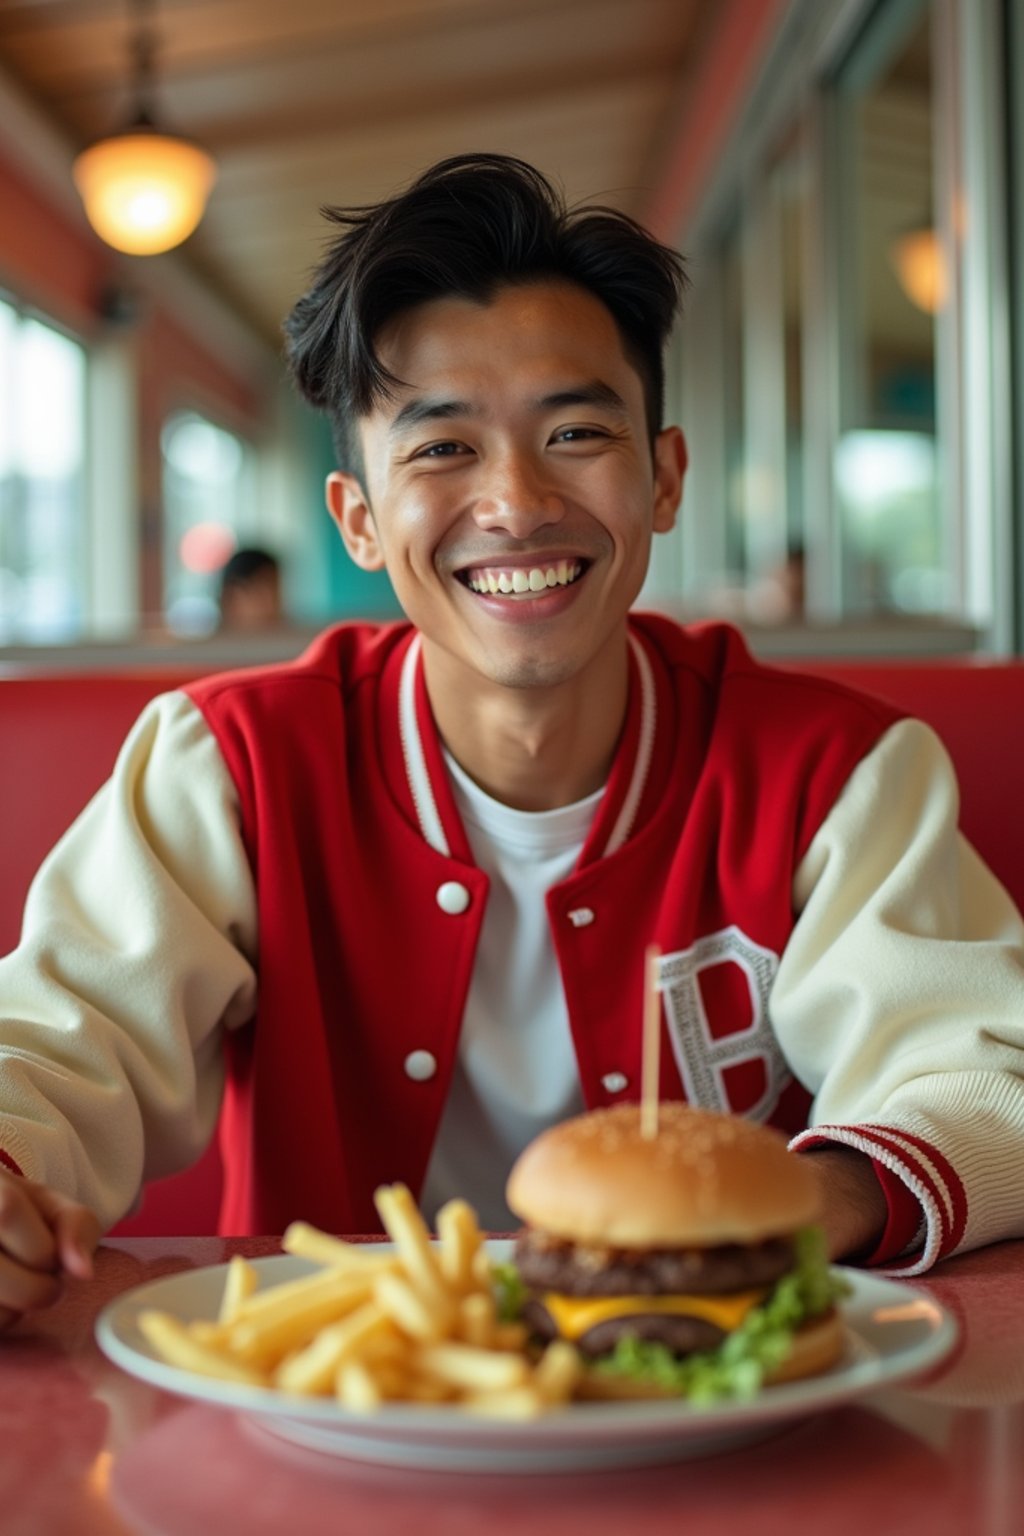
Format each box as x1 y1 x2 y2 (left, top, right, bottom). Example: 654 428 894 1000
0 1168 100 1330
804 1146 888 1263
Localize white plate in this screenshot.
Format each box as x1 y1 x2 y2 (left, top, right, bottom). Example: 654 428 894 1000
96 1241 958 1473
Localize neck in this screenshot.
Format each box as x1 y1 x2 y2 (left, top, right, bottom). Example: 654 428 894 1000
421 637 630 813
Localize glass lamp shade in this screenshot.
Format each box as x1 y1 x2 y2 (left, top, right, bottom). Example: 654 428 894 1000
889 228 948 315
73 129 216 255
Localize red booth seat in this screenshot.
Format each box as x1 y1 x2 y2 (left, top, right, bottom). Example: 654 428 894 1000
0 672 223 1237
2 656 1023 1235
790 657 1024 915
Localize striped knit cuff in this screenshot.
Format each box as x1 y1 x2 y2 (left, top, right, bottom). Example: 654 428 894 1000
789 1123 967 1276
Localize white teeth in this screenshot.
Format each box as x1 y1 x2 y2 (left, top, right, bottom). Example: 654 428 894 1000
465 561 584 596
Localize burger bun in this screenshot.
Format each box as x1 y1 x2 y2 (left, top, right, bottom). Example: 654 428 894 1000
506 1103 822 1248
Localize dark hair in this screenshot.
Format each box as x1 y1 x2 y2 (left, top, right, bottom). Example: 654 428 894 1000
282 153 688 477
219 546 280 594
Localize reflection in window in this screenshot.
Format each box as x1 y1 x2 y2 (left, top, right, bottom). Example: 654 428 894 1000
0 299 87 642
834 0 947 616
162 410 248 635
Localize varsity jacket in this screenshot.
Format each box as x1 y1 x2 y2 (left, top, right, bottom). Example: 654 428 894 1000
2 616 1024 1274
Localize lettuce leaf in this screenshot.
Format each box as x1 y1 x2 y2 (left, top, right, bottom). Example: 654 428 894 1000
590 1225 849 1404
491 1259 528 1323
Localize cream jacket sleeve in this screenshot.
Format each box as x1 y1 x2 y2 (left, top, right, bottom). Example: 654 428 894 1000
0 692 256 1232
776 718 1024 1274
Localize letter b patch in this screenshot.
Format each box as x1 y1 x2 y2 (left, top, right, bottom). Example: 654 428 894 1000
658 926 791 1122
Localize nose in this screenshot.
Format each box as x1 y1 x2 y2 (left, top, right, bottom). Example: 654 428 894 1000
471 452 566 537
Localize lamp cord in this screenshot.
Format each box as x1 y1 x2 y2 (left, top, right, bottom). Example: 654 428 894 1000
128 0 159 127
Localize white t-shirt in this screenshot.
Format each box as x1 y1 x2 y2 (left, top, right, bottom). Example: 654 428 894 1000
418 752 598 1229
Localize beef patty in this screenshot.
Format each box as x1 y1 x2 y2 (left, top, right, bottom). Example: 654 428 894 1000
513 1229 795 1297
523 1296 727 1358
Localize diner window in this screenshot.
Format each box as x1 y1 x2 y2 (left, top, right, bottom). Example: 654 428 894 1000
778 136 808 604
667 0 1018 649
677 134 811 627
0 298 88 642
743 131 810 625
162 410 251 635
720 219 747 588
830 0 948 618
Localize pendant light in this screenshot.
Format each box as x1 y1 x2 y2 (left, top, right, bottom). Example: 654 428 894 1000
73 0 216 256
889 225 948 316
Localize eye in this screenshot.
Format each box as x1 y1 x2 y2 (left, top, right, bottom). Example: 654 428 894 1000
551 426 608 445
413 440 470 460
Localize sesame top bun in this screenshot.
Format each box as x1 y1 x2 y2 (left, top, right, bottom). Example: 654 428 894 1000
505 1103 822 1248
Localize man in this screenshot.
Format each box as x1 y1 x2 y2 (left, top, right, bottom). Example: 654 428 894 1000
1 155 1023 1330
218 547 285 632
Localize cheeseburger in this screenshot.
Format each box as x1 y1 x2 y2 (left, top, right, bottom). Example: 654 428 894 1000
504 1103 844 1400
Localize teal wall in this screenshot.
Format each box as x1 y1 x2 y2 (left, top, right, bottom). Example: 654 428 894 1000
287 402 402 624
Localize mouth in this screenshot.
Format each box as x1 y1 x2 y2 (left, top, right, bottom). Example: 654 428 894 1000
455 558 589 599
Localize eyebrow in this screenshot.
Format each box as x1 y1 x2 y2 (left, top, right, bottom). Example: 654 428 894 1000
388 397 471 435
387 380 629 436
535 382 628 415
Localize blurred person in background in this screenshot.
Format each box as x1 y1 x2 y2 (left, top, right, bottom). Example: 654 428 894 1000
218 547 284 632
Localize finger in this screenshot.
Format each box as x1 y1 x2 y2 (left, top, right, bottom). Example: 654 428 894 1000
0 1249 62 1315
0 1179 59 1272
29 1185 101 1281
52 1205 101 1281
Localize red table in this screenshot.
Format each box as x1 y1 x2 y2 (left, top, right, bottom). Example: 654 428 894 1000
2 1235 1022 1536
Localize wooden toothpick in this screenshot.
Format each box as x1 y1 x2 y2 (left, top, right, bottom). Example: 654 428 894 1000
640 942 661 1140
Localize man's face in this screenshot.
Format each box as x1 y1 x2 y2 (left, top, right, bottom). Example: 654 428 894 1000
327 281 686 696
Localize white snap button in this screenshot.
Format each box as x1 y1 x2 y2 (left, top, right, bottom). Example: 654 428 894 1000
404 1050 438 1082
567 907 595 928
436 881 471 915
602 1071 629 1093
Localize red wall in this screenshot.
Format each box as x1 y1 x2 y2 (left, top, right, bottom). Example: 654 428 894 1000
644 0 791 242
0 145 108 326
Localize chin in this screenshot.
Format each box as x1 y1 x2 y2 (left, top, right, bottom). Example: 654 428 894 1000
486 656 583 690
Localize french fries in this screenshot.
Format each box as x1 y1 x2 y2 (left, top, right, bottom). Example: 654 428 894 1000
218 1253 259 1324
137 1185 580 1419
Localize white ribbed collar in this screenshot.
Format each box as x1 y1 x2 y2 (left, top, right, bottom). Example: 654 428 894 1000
398 630 656 861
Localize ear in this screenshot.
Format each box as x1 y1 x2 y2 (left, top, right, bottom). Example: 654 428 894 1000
651 426 688 535
325 472 386 571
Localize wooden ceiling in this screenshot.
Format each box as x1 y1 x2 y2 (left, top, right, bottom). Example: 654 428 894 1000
0 0 712 344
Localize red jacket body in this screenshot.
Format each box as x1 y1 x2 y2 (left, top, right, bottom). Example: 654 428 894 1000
186 616 899 1235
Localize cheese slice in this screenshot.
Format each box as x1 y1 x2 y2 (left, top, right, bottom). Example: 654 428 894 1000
541 1287 769 1340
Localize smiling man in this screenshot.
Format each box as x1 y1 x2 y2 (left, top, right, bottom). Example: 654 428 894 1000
1 154 1024 1326
328 280 684 807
